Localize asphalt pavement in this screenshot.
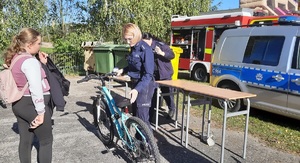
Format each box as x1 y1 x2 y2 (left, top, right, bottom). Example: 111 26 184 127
0 76 299 163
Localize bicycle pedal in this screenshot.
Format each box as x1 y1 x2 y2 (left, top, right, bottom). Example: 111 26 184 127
107 147 116 151
102 145 116 154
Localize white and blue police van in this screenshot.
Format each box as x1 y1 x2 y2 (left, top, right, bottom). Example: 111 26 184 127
210 16 300 120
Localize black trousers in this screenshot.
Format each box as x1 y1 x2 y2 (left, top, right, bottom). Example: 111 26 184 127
12 95 53 163
149 85 175 121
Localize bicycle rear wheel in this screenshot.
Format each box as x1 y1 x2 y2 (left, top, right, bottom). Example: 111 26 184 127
93 98 114 145
125 117 160 163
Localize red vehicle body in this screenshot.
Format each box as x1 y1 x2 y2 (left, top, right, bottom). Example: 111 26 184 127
170 8 280 82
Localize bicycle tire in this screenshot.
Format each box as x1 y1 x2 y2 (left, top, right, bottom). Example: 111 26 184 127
92 98 114 145
125 117 161 163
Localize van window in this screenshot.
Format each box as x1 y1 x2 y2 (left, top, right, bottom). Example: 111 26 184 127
220 36 249 62
243 36 284 66
292 37 300 69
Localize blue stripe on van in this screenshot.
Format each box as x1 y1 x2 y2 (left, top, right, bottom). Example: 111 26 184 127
212 63 290 92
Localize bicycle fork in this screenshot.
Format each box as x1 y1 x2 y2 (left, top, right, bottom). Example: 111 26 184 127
94 95 101 125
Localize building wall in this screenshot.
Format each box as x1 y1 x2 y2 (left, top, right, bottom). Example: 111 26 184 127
240 0 298 16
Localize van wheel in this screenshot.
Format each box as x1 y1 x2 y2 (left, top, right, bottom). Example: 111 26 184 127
217 83 241 112
191 66 207 82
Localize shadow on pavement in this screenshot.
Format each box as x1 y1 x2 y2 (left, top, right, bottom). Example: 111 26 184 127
74 98 134 162
153 125 213 163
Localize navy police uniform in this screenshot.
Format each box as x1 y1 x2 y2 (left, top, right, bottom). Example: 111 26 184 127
123 40 155 129
149 40 176 121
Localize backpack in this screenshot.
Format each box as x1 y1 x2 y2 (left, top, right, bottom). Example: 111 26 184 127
0 55 29 104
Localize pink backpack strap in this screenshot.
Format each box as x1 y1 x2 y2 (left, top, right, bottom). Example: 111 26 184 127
10 54 29 92
9 54 30 69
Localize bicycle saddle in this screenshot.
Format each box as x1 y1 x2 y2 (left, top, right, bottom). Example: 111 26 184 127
115 98 131 108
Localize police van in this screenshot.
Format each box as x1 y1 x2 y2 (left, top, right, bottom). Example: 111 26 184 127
210 16 300 120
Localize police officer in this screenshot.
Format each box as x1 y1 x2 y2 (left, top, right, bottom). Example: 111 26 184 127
117 23 155 130
142 32 176 122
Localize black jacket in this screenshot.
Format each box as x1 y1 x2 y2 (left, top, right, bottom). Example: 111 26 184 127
40 57 70 112
151 40 175 80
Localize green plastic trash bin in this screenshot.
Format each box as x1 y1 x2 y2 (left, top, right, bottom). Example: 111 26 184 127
93 45 117 73
170 46 183 80
113 45 130 69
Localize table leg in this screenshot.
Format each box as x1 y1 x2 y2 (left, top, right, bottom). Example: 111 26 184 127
243 98 250 159
124 82 128 98
155 87 160 130
201 100 206 141
175 88 179 128
108 78 113 93
220 100 228 163
180 93 186 145
207 98 212 138
185 93 191 148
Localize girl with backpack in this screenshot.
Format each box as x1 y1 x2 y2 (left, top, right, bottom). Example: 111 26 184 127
3 28 53 163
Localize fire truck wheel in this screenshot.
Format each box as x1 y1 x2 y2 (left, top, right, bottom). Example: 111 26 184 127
217 82 241 112
191 66 207 82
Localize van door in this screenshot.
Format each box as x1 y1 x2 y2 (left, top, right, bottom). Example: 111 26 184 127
241 36 288 108
288 37 300 114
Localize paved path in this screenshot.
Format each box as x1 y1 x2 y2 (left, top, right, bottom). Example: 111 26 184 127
0 76 299 163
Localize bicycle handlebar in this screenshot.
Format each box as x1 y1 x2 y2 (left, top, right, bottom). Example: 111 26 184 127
77 72 117 85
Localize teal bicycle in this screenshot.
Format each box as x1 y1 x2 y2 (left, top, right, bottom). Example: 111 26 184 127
77 73 160 163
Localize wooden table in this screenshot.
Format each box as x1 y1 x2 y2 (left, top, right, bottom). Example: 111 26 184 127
107 75 131 98
155 79 256 163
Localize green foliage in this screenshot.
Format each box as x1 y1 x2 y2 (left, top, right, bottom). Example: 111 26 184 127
0 50 4 70
49 51 84 75
51 31 95 75
86 0 212 43
0 0 214 51
0 0 47 50
53 31 96 53
1 0 215 73
40 47 54 54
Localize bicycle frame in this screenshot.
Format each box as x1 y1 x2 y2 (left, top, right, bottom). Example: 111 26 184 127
98 85 146 150
78 74 160 162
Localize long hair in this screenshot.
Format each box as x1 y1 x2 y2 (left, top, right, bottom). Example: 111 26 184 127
3 28 40 67
122 23 142 45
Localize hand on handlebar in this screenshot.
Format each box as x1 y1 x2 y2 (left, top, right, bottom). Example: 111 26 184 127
129 89 138 104
116 69 124 76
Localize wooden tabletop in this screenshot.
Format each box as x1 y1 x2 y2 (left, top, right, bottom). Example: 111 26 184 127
156 80 256 100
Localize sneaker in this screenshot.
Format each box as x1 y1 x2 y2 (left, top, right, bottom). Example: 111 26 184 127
168 109 175 119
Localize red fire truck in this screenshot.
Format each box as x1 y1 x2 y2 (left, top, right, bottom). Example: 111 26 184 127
170 8 280 82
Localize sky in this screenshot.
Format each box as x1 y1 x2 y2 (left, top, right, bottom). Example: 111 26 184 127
212 0 240 10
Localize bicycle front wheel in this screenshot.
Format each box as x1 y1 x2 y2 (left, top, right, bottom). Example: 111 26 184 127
93 98 114 145
125 117 160 163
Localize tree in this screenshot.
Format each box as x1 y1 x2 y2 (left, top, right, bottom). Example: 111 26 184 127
0 0 218 52
86 0 212 43
0 0 47 50
47 0 86 37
